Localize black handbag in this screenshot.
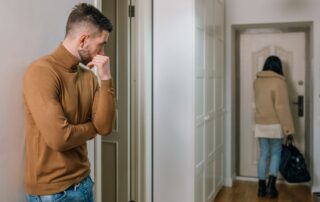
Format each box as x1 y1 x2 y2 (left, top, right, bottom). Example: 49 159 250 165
280 138 311 183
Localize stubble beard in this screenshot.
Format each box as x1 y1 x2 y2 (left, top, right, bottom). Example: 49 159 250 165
78 49 91 65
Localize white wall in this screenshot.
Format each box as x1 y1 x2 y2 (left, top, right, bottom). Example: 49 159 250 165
0 1 93 201
225 0 320 191
153 0 195 201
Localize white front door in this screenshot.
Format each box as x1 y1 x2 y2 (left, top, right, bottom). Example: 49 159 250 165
239 31 306 177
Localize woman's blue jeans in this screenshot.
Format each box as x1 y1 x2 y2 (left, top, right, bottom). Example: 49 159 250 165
258 138 283 180
26 176 94 202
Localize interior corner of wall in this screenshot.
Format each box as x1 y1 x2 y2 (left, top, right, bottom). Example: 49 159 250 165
224 172 236 187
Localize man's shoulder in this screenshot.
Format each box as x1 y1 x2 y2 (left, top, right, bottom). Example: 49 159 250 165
28 54 54 70
25 54 58 82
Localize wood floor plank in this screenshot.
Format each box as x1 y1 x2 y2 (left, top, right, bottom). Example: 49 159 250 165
214 181 312 202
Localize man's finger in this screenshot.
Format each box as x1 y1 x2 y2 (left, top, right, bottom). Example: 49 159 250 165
93 58 108 63
87 62 95 69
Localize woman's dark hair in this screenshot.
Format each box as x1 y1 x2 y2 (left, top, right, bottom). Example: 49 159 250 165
262 55 284 76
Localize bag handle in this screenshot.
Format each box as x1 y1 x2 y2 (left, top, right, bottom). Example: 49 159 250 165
285 135 294 146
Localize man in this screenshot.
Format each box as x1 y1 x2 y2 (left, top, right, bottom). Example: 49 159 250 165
23 3 115 202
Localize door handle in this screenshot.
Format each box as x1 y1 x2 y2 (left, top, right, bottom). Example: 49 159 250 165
292 95 304 117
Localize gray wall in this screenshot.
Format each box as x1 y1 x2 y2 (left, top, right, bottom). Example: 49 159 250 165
0 1 92 201
225 0 320 191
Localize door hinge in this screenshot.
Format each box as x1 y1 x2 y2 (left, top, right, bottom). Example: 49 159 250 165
129 5 135 18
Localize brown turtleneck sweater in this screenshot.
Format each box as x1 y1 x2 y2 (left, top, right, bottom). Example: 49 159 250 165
23 44 115 195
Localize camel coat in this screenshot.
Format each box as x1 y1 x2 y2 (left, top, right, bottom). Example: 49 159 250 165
254 71 295 136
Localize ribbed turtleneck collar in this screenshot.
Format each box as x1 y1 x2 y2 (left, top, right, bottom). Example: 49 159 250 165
256 70 285 80
51 43 80 72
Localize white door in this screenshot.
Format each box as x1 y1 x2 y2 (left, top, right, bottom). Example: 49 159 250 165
239 31 306 177
97 1 131 202
195 0 225 201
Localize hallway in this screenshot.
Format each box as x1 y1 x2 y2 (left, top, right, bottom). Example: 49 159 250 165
214 181 312 202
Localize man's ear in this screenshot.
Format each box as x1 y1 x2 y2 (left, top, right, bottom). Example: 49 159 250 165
79 34 89 49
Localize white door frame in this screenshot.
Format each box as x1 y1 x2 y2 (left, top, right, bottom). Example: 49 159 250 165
225 22 313 186
93 1 153 202
131 0 153 202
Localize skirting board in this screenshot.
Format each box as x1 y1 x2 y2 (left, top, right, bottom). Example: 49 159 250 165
236 176 310 186
224 172 236 187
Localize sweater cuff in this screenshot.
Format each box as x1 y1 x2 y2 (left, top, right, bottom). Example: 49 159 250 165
100 79 113 90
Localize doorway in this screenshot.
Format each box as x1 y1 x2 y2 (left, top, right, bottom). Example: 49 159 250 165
96 1 132 202
235 25 311 179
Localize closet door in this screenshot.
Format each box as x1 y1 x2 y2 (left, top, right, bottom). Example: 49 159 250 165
195 0 225 201
212 0 225 194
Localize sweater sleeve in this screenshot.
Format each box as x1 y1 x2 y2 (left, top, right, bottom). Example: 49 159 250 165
274 80 295 135
91 79 116 136
23 64 97 152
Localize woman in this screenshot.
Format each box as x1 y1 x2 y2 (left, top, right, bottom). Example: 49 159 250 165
254 56 294 198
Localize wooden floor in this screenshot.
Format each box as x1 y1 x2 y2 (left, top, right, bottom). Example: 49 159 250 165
214 181 312 202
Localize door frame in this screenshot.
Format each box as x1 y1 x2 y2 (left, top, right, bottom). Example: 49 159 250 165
93 1 153 202
229 22 313 182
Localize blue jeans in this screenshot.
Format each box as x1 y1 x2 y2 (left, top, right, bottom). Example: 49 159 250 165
258 138 283 180
26 176 94 202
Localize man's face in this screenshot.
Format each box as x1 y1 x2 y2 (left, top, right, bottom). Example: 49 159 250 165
78 30 109 65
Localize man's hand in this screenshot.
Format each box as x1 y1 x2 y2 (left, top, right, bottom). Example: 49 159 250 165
87 55 111 80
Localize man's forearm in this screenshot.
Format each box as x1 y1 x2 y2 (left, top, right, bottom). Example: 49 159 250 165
92 80 115 135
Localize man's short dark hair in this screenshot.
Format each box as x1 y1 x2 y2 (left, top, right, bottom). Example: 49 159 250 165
66 3 113 36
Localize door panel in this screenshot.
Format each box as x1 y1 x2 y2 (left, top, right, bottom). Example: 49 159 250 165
101 0 130 202
239 31 306 177
195 0 225 201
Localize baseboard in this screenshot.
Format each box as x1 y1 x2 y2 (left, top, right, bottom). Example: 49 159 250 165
224 172 236 187
236 176 258 182
236 176 311 187
312 186 320 193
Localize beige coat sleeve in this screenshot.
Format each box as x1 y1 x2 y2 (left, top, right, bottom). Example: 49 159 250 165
274 80 295 135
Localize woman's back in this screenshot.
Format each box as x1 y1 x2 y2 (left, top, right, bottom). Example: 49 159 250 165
254 70 294 135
